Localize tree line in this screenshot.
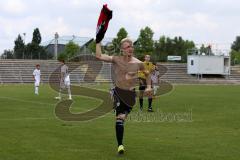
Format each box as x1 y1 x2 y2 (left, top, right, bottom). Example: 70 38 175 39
1 26 240 64
1 28 52 59
103 27 240 63
87 27 195 62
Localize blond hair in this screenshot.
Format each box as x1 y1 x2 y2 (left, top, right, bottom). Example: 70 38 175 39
120 37 133 48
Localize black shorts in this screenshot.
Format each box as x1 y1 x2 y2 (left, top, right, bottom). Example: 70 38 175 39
139 78 147 91
113 87 136 116
139 78 153 91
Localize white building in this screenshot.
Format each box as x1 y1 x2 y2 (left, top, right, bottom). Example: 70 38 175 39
187 55 230 76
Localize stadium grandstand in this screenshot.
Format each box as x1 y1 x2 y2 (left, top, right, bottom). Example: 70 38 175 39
0 35 239 85
0 59 240 84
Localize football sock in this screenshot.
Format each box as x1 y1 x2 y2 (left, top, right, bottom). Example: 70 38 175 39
116 118 124 146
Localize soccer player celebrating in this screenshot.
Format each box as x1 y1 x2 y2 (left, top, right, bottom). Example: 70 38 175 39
33 64 41 95
95 4 152 154
96 38 152 154
55 59 72 100
138 55 155 112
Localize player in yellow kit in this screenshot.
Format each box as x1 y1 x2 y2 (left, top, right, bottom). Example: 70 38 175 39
138 55 155 112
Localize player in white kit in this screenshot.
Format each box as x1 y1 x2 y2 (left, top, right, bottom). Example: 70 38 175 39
55 60 72 100
33 64 41 95
151 64 160 96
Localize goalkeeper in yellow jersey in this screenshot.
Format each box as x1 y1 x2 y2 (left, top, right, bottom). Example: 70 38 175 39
138 54 155 112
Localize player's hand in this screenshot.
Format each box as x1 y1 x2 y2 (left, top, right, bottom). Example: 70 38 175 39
143 70 150 76
144 87 153 97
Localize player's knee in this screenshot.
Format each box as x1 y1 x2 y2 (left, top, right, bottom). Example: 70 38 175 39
116 114 126 121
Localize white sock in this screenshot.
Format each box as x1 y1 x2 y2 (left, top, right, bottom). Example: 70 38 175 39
35 86 39 94
68 88 72 99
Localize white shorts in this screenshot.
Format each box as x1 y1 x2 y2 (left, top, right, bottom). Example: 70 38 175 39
35 81 40 87
64 79 70 86
60 76 70 89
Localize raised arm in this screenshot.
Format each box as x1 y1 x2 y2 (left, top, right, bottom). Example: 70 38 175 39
96 43 113 62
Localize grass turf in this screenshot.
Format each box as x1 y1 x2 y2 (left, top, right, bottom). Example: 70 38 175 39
0 84 239 160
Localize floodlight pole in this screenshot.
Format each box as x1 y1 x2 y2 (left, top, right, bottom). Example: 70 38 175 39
54 32 59 59
23 33 26 59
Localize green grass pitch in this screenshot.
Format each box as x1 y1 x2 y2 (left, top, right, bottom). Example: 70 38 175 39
0 84 239 160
